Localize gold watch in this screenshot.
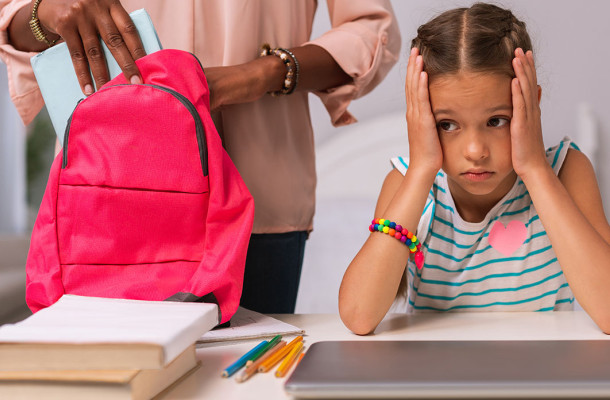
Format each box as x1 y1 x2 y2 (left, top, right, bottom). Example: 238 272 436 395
29 0 58 47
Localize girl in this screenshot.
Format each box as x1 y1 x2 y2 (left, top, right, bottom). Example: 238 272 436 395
339 3 610 335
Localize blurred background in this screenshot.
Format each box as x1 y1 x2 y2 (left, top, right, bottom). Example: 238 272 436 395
1 0 608 322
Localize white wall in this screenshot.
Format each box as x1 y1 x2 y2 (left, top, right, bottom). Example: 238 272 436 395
296 0 610 313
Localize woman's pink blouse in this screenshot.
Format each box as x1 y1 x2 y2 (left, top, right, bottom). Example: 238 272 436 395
0 0 400 233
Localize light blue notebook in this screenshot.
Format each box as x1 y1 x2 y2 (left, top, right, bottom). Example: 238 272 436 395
30 9 162 146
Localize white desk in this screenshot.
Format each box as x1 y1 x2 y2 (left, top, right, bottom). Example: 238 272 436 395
158 311 609 399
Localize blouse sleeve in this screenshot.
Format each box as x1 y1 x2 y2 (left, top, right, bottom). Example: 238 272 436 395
305 0 401 126
0 0 43 126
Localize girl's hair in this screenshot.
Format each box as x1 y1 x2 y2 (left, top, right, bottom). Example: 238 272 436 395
411 3 532 79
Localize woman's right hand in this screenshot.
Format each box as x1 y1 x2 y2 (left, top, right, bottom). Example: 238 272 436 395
37 0 146 95
405 47 443 176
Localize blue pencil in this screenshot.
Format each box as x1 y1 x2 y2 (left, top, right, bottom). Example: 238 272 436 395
221 340 269 378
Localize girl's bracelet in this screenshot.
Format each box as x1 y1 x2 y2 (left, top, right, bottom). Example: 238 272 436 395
369 218 425 269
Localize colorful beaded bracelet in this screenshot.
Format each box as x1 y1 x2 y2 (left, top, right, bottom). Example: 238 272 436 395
369 218 425 270
260 44 299 96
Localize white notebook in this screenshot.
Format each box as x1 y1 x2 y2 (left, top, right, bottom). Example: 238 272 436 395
0 295 217 371
30 9 162 145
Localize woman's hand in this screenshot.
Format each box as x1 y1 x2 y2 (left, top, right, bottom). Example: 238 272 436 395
204 55 283 113
37 0 146 95
405 47 443 176
510 48 548 178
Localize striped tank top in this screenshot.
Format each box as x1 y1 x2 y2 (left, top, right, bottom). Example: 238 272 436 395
390 138 578 313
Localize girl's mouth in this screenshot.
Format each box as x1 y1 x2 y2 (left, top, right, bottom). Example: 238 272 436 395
462 171 493 182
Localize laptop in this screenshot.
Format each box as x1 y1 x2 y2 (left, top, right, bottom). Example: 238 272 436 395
284 340 610 398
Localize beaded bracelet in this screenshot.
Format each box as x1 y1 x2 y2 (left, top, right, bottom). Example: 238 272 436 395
277 48 300 95
260 43 299 96
369 218 425 269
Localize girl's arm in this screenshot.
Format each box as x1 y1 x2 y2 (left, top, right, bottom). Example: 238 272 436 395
339 48 440 335
523 151 610 333
511 49 610 333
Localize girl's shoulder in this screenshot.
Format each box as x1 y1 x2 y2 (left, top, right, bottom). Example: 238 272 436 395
390 156 446 180
390 156 410 176
544 137 580 175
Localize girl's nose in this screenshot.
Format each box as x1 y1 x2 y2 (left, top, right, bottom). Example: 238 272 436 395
463 130 489 161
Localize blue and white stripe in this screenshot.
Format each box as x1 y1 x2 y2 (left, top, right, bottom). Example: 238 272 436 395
390 137 575 312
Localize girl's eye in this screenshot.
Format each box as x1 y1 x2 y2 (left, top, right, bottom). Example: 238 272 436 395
437 121 458 132
488 117 510 128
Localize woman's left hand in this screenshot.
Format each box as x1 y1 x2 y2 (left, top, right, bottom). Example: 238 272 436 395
510 48 548 178
205 61 276 113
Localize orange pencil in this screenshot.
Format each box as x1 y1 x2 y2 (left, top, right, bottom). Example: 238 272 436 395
275 341 303 378
236 340 286 383
258 335 303 373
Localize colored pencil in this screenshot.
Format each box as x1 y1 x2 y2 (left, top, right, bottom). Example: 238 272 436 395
275 341 304 378
258 335 303 373
221 339 268 378
295 351 305 366
246 334 281 366
236 340 287 383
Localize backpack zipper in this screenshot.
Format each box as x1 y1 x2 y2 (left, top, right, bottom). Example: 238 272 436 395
62 84 208 177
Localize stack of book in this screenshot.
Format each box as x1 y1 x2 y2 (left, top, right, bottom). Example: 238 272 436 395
0 295 218 399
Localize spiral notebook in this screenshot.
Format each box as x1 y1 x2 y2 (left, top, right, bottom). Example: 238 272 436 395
30 9 162 146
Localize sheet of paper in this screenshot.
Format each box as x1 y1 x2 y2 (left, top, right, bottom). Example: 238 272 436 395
198 307 304 343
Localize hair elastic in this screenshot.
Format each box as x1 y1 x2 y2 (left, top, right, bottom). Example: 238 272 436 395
369 218 425 269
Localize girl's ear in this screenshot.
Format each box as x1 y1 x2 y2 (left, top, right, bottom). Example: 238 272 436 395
537 85 542 105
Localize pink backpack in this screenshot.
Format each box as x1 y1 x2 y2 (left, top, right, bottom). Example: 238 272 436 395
26 49 254 325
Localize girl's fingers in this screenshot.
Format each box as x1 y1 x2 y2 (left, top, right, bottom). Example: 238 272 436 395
411 55 423 98
512 56 534 115
417 70 431 117
514 48 534 85
511 77 526 126
515 49 537 94
405 47 418 105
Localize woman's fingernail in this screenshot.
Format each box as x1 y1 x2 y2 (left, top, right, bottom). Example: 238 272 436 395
84 84 93 95
130 75 142 85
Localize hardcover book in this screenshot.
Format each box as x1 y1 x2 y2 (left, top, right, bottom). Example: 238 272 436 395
0 295 217 371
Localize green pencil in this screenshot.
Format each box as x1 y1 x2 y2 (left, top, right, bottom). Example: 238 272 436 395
246 335 282 366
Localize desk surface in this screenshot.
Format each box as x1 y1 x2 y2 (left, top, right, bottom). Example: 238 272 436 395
159 311 608 400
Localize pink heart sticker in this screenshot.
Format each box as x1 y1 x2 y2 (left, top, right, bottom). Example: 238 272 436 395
488 220 527 256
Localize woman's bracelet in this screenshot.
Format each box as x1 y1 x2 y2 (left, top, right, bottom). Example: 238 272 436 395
29 0 59 47
260 43 300 96
369 218 425 269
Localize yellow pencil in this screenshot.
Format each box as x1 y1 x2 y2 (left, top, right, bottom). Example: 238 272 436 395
236 340 286 383
275 341 303 378
258 335 303 373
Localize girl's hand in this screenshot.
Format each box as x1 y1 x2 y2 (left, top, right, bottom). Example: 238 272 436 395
510 49 548 178
37 0 146 95
405 47 443 176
